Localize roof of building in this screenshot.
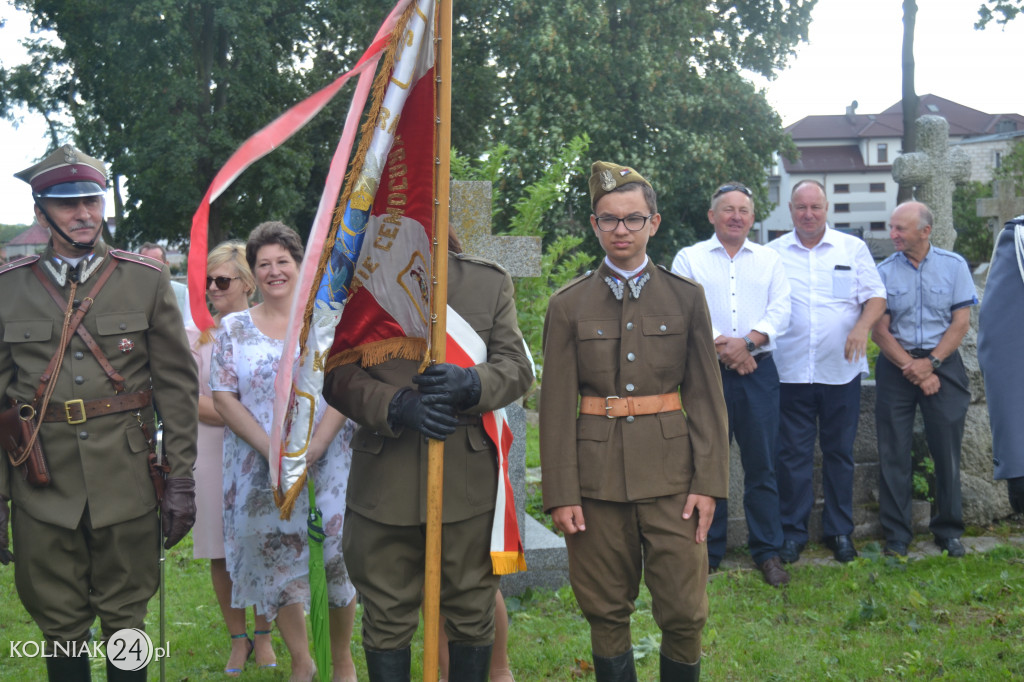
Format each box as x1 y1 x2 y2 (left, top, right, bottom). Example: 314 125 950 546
6 221 49 246
786 94 1024 141
781 145 881 174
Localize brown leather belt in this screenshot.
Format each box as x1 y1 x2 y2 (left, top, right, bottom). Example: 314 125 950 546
579 393 681 419
41 389 153 425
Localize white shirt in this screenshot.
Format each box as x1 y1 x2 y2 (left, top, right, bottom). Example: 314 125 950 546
671 235 790 352
768 227 886 384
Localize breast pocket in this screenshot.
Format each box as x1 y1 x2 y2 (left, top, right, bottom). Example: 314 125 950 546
577 320 620 373
2 320 54 375
886 287 909 311
923 284 950 314
832 268 854 299
96 312 150 336
642 315 686 370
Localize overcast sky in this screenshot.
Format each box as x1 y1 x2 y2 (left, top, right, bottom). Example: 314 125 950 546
2 0 1023 226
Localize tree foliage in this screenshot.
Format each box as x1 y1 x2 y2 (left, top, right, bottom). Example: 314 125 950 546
976 1 1024 27
2 0 815 262
952 180 994 265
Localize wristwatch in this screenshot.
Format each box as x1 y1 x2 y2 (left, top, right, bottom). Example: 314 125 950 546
928 354 942 369
743 336 756 353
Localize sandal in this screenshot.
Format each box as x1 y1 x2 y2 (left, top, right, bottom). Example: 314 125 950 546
225 633 253 677
254 629 278 669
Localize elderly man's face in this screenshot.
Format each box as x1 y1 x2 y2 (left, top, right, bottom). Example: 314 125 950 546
708 190 754 248
889 204 931 257
789 183 829 247
36 196 104 258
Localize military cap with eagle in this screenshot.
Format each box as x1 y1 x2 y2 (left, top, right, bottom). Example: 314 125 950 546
588 161 651 209
15 144 107 198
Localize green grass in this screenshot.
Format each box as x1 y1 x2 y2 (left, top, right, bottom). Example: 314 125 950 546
2 532 1023 680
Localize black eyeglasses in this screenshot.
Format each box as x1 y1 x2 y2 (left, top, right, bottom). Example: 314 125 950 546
594 214 654 232
206 276 239 291
712 184 753 199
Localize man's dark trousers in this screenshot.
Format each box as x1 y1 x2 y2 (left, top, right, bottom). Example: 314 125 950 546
707 356 784 567
776 378 861 544
876 352 969 545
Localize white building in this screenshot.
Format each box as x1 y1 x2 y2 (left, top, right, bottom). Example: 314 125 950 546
759 94 1024 253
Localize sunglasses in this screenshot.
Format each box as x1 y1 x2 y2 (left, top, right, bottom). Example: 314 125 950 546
712 183 753 199
206 276 239 291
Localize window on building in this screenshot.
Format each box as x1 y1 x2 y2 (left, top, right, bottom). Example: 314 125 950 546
834 183 850 193
834 223 850 229
870 221 886 231
877 143 888 163
834 203 850 213
995 151 1002 168
870 183 885 193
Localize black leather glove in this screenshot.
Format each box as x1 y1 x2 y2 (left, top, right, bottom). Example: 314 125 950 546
0 494 12 565
413 363 481 411
161 477 197 550
389 388 458 441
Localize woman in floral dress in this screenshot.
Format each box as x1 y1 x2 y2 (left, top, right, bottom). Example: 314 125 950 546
211 222 357 682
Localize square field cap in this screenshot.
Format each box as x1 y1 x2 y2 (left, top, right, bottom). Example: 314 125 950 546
589 161 650 209
15 144 107 198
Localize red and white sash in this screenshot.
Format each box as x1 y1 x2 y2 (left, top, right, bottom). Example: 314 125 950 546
445 305 526 575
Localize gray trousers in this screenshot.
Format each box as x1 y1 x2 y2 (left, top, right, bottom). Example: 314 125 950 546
875 352 969 545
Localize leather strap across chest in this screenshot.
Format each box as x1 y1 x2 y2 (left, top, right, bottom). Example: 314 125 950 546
31 258 126 394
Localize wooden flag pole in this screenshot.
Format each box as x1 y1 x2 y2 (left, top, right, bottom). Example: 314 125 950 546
423 0 453 679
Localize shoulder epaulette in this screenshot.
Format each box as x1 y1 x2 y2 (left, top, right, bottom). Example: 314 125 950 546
452 251 510 276
0 254 39 276
110 249 164 272
552 269 596 296
657 264 698 287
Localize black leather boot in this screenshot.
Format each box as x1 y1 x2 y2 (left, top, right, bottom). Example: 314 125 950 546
660 652 700 681
448 642 493 682
1008 476 1024 514
45 655 91 682
593 648 638 682
364 646 411 682
106 658 147 681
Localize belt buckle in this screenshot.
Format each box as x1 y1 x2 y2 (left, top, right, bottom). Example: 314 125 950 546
64 399 87 425
604 395 621 419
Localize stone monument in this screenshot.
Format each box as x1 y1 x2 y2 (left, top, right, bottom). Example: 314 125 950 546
891 115 971 250
977 179 1024 241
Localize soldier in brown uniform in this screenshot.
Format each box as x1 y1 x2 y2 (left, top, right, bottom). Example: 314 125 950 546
323 239 534 682
541 162 729 682
0 146 198 681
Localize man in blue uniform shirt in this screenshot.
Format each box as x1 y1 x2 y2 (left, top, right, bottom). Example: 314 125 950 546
872 201 977 558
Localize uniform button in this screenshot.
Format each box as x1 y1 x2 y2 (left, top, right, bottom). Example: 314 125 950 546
74 351 85 360
626 383 635 392
626 416 635 423
24 331 31 339
626 322 634 331
627 352 636 361
597 329 604 335
79 431 88 440
659 324 667 332
75 376 84 385
119 322 127 330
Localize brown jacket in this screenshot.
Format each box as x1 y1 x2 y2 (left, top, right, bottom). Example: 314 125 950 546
0 241 198 529
323 253 534 525
540 261 728 511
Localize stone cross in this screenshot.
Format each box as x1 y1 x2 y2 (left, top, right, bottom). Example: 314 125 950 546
977 179 1024 241
891 115 971 251
451 181 542 277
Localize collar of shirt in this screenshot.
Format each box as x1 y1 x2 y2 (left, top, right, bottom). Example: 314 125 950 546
604 255 649 280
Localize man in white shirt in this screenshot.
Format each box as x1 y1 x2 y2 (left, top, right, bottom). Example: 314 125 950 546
768 180 886 564
672 183 792 586
139 242 193 327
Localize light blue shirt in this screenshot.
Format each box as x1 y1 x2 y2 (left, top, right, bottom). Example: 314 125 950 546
877 245 977 350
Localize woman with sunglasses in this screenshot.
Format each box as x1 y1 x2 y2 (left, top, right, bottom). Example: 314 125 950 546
186 241 275 675
211 222 357 682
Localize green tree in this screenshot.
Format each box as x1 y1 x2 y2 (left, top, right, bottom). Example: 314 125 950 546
2 0 377 247
976 1 1024 27
952 180 994 264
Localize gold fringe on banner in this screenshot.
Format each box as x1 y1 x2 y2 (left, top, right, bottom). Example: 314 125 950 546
275 468 308 521
324 336 428 374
